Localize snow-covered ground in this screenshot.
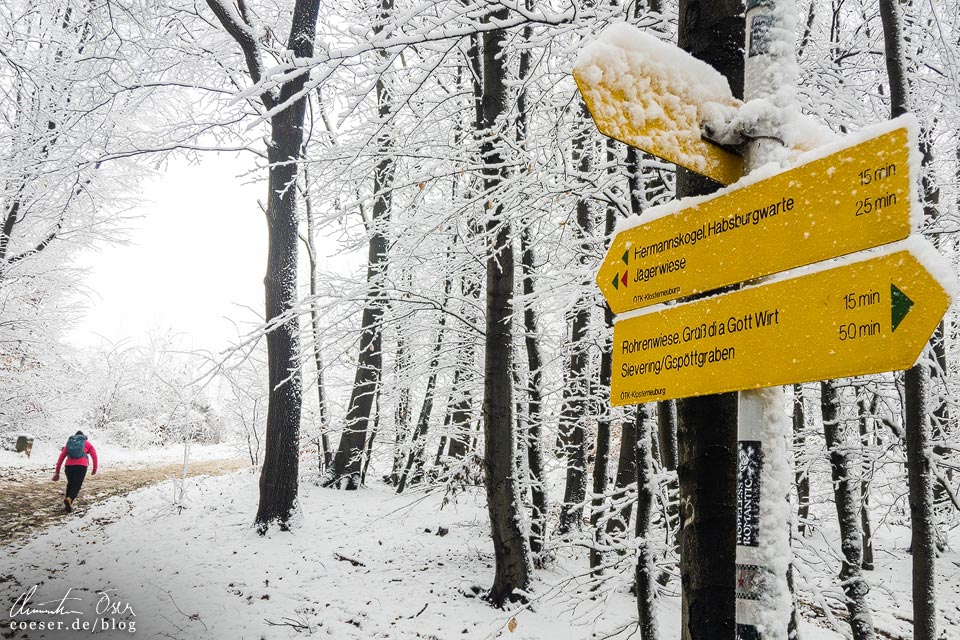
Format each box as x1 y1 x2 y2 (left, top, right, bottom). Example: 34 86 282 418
0 460 956 639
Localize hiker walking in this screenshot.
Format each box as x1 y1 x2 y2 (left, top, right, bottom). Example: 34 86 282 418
53 431 98 512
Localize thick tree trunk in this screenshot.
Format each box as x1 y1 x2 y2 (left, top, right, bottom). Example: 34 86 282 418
256 113 305 529
636 404 660 640
905 365 938 640
820 381 876 640
204 0 321 531
674 3 742 637
481 6 530 606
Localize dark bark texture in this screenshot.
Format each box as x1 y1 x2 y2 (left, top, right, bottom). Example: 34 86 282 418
820 381 876 640
794 384 811 537
879 2 940 637
204 0 321 530
328 0 396 488
481 6 530 606
636 405 660 640
557 102 594 536
674 4 743 637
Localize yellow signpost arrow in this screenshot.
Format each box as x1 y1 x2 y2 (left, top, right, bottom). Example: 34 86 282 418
574 27 743 185
610 241 954 405
597 122 915 315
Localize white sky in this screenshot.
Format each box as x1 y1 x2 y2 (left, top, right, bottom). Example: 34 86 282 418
68 153 269 354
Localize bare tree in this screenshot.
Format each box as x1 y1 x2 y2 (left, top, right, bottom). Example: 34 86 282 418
204 0 321 529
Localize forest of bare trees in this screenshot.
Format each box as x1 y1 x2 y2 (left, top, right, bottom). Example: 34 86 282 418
2 0 959 638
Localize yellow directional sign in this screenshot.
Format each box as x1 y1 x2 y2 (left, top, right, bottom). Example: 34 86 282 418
611 243 954 405
597 124 915 315
574 28 743 185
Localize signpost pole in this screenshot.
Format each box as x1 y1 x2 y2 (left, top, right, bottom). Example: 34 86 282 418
736 2 796 639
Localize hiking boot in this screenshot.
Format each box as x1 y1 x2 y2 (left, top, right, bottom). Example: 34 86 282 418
64 497 73 512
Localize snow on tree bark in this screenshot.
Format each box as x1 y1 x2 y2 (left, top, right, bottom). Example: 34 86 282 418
203 0 320 531
557 103 594 536
636 404 660 640
327 0 396 490
820 380 877 640
481 5 530 606
879 2 941 637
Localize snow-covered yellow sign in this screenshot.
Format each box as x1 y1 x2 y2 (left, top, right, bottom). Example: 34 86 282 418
574 24 743 185
610 241 954 405
597 122 915 315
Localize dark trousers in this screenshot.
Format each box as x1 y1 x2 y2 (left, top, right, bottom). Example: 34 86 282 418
65 466 87 500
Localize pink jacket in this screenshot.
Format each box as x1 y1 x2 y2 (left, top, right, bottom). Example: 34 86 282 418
55 441 98 474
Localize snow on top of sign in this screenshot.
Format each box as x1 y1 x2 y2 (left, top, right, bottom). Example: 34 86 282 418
575 24 734 104
614 114 923 234
574 24 739 176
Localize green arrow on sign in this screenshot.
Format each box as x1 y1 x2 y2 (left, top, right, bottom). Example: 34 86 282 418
622 249 629 266
891 283 914 332
613 273 620 290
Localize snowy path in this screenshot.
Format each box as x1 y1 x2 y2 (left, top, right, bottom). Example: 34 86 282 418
0 466 953 639
0 458 248 548
0 472 646 640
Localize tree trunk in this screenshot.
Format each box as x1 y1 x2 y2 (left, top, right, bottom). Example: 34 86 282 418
328 0 395 488
558 102 594 536
820 380 876 640
301 167 332 476
794 384 811 537
481 5 530 606
258 138 304 524
204 0 320 531
636 404 660 640
391 312 411 485
608 410 638 539
878 2 940 637
657 399 680 543
857 394 875 570
361 385 381 486
675 2 742 637
516 9 547 558
397 277 452 493
904 364 938 640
